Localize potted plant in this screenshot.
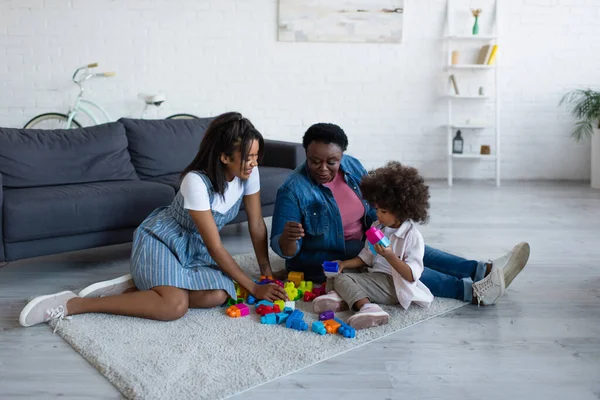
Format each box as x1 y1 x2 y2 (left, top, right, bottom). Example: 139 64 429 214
560 89 600 189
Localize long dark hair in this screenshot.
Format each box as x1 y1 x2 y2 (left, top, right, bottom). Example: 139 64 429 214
181 112 264 196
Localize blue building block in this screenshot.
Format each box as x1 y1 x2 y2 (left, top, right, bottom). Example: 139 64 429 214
285 309 308 331
312 321 327 335
261 314 277 324
283 307 294 314
246 295 256 305
334 318 356 338
290 319 308 331
275 312 289 324
256 300 274 308
322 261 339 277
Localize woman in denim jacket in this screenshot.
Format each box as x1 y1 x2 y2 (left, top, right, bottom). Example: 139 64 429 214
270 123 530 304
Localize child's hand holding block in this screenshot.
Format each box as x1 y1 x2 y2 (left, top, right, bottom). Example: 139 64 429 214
366 227 391 255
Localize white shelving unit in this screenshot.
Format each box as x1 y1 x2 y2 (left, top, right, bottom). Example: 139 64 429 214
445 0 500 187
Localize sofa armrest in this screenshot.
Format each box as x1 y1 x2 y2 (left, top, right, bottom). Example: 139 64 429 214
0 173 5 262
262 139 306 170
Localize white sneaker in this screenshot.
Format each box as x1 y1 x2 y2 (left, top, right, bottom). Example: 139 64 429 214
78 274 136 298
347 303 390 330
472 268 505 306
19 291 77 331
312 290 349 314
490 242 530 288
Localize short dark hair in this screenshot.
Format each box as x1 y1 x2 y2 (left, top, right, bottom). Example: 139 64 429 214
181 112 264 196
302 123 348 152
360 161 430 224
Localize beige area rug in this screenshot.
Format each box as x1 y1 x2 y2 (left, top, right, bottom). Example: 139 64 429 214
50 252 467 399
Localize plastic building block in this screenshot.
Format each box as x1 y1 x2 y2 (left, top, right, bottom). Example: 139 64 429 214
283 307 294 314
227 298 243 306
246 295 256 305
334 318 356 338
256 300 274 308
284 301 295 310
284 282 298 301
274 300 285 311
236 303 250 317
312 321 327 335
319 310 335 321
275 312 289 324
365 227 391 255
290 318 308 331
273 304 281 313
322 319 341 334
260 275 274 281
287 271 304 287
226 305 241 318
234 282 248 300
261 314 277 324
298 281 313 293
312 286 326 297
322 261 339 277
303 291 316 302
285 309 308 331
256 305 274 316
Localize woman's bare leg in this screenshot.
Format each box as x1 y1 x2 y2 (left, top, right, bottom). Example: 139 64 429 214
66 286 189 321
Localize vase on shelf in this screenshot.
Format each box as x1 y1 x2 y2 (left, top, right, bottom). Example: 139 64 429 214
472 16 479 35
471 8 482 35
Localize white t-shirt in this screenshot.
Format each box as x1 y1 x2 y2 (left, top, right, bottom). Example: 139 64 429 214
180 168 260 213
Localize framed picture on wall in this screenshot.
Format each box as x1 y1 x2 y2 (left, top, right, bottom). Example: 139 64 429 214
278 0 405 43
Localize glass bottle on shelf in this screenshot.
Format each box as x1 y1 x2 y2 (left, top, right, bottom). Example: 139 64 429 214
452 130 464 154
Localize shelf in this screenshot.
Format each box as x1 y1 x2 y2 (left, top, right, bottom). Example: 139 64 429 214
448 64 495 70
448 124 491 129
445 35 496 41
445 95 491 100
451 154 496 160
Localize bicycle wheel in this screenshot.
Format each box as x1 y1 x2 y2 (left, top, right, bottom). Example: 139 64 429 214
23 113 82 129
166 113 200 120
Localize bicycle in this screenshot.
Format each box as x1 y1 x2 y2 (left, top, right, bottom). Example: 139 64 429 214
24 63 200 129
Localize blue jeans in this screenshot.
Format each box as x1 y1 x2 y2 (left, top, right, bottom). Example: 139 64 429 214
422 245 487 302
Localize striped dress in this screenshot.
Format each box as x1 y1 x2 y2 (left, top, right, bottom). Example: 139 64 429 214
130 172 242 299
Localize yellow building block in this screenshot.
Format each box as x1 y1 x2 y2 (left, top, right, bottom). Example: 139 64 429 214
298 281 313 293
284 282 298 301
274 300 285 311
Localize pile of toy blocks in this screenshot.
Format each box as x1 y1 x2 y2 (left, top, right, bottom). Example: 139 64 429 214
224 272 354 338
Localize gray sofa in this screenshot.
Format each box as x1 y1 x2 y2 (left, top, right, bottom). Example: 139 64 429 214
0 118 305 262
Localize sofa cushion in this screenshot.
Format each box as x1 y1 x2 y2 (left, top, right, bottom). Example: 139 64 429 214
3 181 175 243
143 166 291 205
0 122 138 188
119 117 214 179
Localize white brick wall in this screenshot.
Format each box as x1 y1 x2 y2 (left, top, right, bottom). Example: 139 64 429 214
1 0 599 180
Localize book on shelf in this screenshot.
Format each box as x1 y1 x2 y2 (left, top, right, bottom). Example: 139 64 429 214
475 44 498 65
449 74 459 95
476 44 492 64
487 44 498 65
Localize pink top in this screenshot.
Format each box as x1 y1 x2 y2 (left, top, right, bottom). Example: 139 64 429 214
324 170 365 241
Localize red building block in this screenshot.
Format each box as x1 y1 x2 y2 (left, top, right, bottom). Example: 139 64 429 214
303 291 316 302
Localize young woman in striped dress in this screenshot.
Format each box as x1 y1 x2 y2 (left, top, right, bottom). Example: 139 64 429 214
19 112 287 328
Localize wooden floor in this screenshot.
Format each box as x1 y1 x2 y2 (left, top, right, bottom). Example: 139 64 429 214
1 181 599 400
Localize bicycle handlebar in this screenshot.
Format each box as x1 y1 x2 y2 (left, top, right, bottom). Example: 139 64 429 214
102 72 116 77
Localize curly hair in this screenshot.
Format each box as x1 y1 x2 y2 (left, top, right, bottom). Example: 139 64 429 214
360 161 430 224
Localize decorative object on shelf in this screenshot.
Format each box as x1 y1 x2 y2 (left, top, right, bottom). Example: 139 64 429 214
278 0 405 43
471 8 482 35
480 145 491 155
452 130 464 154
450 75 460 95
560 88 600 188
479 86 485 96
486 44 499 65
451 50 460 65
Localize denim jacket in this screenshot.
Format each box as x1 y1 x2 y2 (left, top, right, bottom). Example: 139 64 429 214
270 154 377 271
